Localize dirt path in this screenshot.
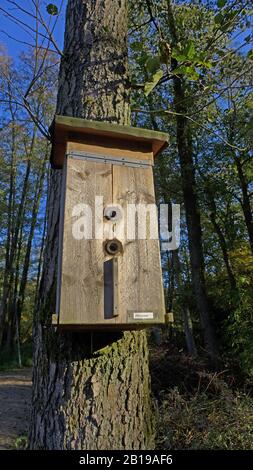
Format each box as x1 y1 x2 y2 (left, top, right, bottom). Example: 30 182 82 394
0 368 32 450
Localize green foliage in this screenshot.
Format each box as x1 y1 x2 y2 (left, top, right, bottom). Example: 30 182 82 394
217 0 227 8
0 0 252 450
0 352 18 371
0 46 55 354
15 435 28 450
172 43 212 70
46 3 59 15
129 0 253 381
145 55 161 74
225 246 253 376
0 0 252 434
144 69 163 96
0 342 32 370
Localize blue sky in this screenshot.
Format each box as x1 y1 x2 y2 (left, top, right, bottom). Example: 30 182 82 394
0 0 66 60
1 1 252 62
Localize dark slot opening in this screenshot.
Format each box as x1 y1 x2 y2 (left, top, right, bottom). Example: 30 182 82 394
104 259 114 319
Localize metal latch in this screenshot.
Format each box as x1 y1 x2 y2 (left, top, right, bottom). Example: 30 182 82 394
67 150 153 168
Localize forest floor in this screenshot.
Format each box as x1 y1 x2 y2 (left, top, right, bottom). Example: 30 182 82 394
150 341 253 450
0 346 252 450
0 368 32 450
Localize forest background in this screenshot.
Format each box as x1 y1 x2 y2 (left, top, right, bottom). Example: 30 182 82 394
0 0 252 449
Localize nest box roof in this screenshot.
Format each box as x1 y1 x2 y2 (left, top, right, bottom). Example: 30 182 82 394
50 115 169 169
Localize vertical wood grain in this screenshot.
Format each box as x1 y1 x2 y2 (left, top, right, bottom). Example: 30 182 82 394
113 164 165 324
59 154 114 324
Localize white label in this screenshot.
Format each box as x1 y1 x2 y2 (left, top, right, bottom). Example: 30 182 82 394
133 312 154 320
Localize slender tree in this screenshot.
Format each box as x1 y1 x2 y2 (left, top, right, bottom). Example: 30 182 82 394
29 0 155 450
205 188 237 291
166 0 218 362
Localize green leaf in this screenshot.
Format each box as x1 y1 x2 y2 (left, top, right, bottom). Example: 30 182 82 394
136 53 149 67
202 60 212 69
145 55 161 74
46 3 59 15
245 35 251 43
214 13 223 24
216 49 225 57
185 40 196 60
185 66 199 81
130 41 143 52
171 49 187 62
144 69 163 96
217 0 226 8
173 65 199 81
245 100 253 110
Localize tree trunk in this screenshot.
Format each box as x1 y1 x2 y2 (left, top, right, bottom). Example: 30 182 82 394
173 79 218 362
208 200 237 291
16 152 47 327
147 91 197 357
234 156 253 255
227 101 253 255
172 250 197 357
166 0 218 363
29 0 155 450
33 195 47 311
0 127 36 346
210 212 237 290
165 251 174 312
0 112 17 346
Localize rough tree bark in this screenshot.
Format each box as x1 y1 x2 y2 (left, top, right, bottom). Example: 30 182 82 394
29 0 155 450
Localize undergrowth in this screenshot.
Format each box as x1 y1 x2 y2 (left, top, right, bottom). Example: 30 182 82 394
150 342 253 450
0 342 32 371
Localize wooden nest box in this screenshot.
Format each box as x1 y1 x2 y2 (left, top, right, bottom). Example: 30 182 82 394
51 115 169 330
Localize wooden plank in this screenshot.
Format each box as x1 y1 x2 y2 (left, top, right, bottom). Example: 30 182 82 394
50 115 169 168
112 164 165 325
58 153 116 325
51 139 67 168
54 115 169 148
67 139 153 164
57 142 165 329
55 158 67 318
56 323 147 331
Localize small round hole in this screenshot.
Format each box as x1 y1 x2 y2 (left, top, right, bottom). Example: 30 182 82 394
109 242 118 252
104 239 123 256
104 205 122 221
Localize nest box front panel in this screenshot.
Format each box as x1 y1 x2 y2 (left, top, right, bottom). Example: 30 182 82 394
56 141 165 329
113 164 165 325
